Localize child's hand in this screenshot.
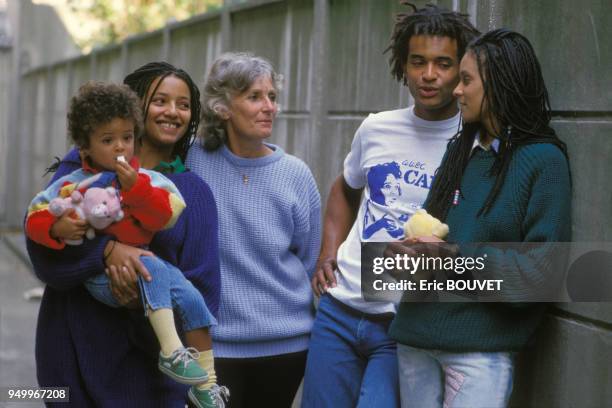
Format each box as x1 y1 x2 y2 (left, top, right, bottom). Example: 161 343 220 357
50 209 88 241
115 159 138 192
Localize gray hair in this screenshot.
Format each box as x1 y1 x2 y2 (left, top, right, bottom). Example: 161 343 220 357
200 52 283 151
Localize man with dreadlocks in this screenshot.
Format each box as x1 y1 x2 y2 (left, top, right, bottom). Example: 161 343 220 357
302 3 479 407
389 29 571 408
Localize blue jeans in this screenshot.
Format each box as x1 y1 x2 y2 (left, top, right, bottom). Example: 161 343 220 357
85 255 216 331
302 295 399 408
396 344 515 408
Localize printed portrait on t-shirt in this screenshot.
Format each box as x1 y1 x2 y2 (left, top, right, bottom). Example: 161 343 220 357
362 159 435 240
363 161 409 239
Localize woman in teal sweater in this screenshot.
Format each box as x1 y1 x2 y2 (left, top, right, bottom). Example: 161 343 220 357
389 29 571 408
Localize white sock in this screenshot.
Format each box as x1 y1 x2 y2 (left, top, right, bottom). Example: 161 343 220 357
148 307 183 356
196 349 217 390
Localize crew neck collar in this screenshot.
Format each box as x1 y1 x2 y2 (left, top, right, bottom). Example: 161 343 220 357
408 105 461 130
220 143 284 167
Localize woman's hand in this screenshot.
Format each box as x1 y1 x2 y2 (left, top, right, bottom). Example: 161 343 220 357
115 159 138 192
413 236 458 258
106 265 140 308
50 209 88 241
104 241 154 307
383 238 420 281
382 237 457 281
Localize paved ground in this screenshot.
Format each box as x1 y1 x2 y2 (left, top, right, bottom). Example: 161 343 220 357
0 231 302 407
0 232 43 408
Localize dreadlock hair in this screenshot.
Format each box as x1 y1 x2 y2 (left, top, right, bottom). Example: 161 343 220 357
386 2 480 85
123 61 201 162
426 28 570 221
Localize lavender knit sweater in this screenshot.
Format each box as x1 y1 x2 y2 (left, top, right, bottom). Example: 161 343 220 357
186 142 321 358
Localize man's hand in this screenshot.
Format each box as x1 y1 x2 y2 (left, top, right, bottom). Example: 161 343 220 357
311 256 338 297
311 175 362 297
50 209 88 241
115 159 138 192
104 241 153 307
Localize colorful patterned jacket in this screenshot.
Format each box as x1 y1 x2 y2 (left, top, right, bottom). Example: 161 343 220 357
26 157 186 249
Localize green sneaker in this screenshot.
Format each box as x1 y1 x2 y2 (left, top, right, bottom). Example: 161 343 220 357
158 347 208 385
188 384 230 408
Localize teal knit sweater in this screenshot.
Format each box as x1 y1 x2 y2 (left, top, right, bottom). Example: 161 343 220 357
389 143 571 351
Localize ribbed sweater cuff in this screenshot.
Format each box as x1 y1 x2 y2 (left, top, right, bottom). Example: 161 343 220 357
213 334 310 358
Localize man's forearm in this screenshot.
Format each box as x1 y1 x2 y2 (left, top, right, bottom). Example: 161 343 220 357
319 175 362 259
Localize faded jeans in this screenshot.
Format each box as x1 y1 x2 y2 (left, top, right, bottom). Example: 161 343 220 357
397 343 514 408
85 255 216 331
302 294 399 407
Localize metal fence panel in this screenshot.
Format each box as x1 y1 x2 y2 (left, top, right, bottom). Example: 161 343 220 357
169 19 223 86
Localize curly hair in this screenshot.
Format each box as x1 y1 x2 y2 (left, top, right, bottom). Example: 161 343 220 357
386 2 480 85
67 81 142 148
200 52 282 151
123 61 201 161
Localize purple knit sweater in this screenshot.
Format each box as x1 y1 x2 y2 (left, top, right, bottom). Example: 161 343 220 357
27 148 220 407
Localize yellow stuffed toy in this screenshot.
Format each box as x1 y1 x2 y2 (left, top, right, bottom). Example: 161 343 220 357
403 209 449 239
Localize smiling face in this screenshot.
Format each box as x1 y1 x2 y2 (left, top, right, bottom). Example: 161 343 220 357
225 75 278 147
404 35 460 121
143 75 192 149
81 118 135 170
454 51 486 124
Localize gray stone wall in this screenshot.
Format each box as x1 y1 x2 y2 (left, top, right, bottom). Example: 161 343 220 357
0 0 79 225
497 1 612 407
1 1 610 405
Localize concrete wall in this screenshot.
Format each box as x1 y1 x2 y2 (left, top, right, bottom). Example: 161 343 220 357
496 1 612 407
16 0 80 70
1 0 611 405
0 0 79 225
0 49 10 223
0 1 14 224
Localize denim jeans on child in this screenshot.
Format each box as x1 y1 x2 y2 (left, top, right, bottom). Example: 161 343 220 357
396 343 514 408
85 255 216 331
302 294 399 408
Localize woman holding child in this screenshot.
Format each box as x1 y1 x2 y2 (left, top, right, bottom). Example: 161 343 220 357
186 52 321 408
389 29 571 408
27 63 226 407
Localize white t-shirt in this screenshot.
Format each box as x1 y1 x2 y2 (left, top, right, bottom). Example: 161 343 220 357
327 106 461 314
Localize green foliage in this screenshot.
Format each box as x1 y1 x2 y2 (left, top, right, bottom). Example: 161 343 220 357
67 0 222 50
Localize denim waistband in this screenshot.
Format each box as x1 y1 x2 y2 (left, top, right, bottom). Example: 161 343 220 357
326 294 395 322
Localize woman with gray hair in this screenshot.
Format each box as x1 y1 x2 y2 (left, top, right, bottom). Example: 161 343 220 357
186 52 321 407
